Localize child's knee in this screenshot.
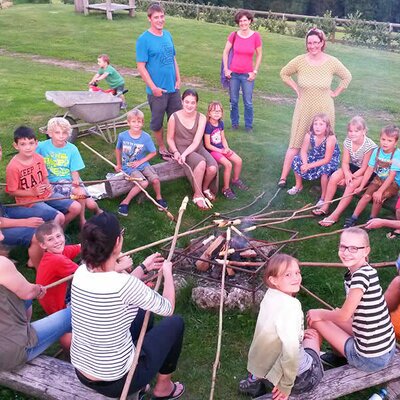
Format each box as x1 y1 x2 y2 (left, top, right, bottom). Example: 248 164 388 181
54 212 65 225
69 201 81 215
141 180 149 189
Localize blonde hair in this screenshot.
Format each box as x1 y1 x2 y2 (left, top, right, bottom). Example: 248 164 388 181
264 253 300 288
206 101 224 121
381 125 400 141
348 116 368 133
47 117 72 137
341 227 370 247
310 113 334 137
127 109 145 122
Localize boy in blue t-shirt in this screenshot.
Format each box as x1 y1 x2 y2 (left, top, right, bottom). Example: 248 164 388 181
344 125 400 227
89 54 126 108
115 109 168 217
37 117 102 227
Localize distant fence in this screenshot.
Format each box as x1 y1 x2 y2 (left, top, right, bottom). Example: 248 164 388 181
135 0 400 51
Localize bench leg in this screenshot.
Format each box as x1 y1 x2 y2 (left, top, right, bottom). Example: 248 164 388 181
387 378 400 399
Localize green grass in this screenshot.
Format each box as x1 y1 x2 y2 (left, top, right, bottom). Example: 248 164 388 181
0 4 399 399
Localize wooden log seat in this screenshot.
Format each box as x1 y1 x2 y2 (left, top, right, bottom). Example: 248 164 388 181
105 160 186 199
0 355 141 400
254 351 400 400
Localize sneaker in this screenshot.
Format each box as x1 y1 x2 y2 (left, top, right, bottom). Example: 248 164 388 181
320 352 347 369
156 198 168 211
118 204 129 217
120 102 127 109
231 179 249 191
222 188 237 200
245 127 253 134
231 125 239 131
343 216 358 228
287 186 303 195
238 375 266 397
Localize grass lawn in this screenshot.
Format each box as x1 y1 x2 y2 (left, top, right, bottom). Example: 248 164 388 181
0 4 399 399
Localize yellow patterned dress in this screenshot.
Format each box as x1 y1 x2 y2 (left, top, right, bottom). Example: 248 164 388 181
280 54 352 148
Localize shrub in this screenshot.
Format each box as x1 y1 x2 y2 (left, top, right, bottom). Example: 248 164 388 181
292 19 313 38
313 10 336 41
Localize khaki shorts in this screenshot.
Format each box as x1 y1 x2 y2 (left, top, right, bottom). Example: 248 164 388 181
131 165 159 183
365 176 399 201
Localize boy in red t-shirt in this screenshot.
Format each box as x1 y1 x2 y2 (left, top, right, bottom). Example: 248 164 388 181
36 221 80 349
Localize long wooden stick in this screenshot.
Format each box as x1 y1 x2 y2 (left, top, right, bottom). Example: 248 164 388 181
3 194 89 207
250 187 282 216
81 141 176 222
42 222 216 291
300 284 334 310
209 227 231 400
223 191 266 216
120 197 189 400
250 224 367 246
299 261 396 268
49 177 145 185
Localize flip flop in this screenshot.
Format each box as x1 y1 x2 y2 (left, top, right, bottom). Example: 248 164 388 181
193 197 209 210
386 230 400 240
312 208 327 216
319 218 337 227
152 382 185 400
277 179 286 188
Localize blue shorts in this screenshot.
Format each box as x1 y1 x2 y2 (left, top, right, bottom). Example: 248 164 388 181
2 225 36 247
344 337 396 372
6 193 73 221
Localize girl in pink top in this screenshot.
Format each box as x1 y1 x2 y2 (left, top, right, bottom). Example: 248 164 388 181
222 10 262 133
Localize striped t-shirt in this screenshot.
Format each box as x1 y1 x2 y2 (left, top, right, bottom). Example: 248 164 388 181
343 136 377 168
344 265 395 358
70 265 173 381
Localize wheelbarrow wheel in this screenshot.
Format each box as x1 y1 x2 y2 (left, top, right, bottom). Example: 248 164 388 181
65 116 79 143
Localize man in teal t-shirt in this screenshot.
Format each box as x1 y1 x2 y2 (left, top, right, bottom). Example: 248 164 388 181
136 2 182 156
89 54 126 107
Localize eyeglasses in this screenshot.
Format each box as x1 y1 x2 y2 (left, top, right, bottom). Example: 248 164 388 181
307 41 321 46
339 245 367 253
120 227 126 237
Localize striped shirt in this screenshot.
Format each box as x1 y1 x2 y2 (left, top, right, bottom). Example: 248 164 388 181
343 136 377 168
70 264 173 381
344 265 395 358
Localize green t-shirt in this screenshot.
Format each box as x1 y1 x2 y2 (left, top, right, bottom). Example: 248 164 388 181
98 64 124 89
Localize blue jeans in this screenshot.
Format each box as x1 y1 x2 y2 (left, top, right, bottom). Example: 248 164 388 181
26 307 72 361
229 72 254 129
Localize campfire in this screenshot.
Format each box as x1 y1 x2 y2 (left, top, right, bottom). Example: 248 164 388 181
163 218 299 308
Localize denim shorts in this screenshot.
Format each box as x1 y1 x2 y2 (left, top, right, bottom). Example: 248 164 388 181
1 225 36 247
344 337 396 372
6 193 72 220
264 348 324 395
148 90 182 131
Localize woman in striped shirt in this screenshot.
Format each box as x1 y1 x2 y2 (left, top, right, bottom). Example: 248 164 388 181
71 212 185 399
307 227 395 372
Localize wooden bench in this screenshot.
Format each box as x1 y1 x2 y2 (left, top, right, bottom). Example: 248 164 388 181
0 355 141 400
82 0 136 20
254 351 400 400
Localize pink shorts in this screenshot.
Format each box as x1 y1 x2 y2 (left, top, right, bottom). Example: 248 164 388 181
210 150 235 162
396 196 400 210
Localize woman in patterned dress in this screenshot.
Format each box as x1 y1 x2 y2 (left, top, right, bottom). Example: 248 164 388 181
278 28 352 188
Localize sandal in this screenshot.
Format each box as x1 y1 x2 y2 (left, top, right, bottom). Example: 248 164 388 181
203 189 216 201
238 374 266 397
312 208 327 216
386 230 400 240
231 178 249 191
277 178 286 188
193 197 209 210
152 382 185 400
287 186 303 195
319 217 337 227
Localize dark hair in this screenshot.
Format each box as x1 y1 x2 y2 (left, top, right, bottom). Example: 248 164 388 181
98 54 110 64
14 126 36 143
147 2 164 17
306 28 326 51
181 88 199 102
234 9 254 24
36 221 63 243
81 212 121 269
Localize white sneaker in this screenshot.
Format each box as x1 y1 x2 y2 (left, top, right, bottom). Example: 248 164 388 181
287 186 303 195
